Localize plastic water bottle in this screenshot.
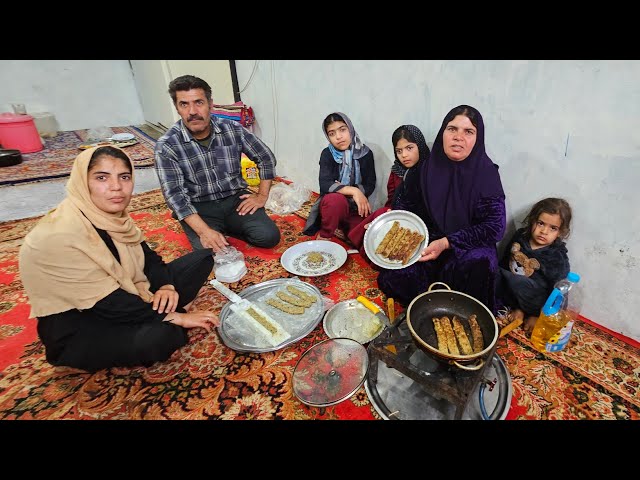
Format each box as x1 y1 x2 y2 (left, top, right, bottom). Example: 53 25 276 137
530 272 581 353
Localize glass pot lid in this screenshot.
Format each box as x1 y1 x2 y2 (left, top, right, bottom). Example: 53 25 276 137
292 337 369 407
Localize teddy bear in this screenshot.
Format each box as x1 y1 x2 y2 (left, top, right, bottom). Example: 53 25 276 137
508 242 540 277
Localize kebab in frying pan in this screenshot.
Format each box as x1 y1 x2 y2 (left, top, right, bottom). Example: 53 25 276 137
432 314 484 355
375 220 426 265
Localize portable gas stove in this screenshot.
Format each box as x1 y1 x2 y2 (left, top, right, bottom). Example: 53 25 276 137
365 312 512 420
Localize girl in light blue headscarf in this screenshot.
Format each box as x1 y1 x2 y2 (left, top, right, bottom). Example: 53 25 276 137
303 112 377 240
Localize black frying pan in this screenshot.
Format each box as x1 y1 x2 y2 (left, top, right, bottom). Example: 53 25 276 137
406 282 498 371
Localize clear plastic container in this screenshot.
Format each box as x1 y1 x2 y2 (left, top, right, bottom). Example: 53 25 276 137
213 246 247 283
530 272 581 353
30 112 58 138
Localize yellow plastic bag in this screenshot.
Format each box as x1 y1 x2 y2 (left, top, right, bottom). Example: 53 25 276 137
241 154 260 186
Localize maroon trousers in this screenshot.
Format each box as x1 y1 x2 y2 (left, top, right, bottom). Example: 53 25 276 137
347 207 390 255
318 193 366 239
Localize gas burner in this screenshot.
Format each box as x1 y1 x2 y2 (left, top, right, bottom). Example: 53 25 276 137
365 313 512 420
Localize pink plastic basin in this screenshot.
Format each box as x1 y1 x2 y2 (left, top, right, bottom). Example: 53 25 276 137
0 113 43 153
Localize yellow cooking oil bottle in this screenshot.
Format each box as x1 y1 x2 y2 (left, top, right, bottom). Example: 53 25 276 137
530 272 581 353
241 154 261 186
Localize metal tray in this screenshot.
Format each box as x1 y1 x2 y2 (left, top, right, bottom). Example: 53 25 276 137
364 353 512 420
363 209 428 269
323 299 385 344
218 278 324 353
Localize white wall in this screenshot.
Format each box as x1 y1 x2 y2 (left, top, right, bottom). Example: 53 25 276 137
166 60 235 105
130 60 236 129
0 60 144 131
236 60 640 341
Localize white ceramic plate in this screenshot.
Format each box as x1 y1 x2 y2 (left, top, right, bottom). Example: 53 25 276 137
110 133 135 142
363 209 428 269
280 240 348 277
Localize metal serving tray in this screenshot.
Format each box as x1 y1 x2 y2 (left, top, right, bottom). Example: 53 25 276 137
217 278 324 353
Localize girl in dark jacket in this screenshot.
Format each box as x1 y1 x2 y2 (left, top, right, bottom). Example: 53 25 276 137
303 112 376 239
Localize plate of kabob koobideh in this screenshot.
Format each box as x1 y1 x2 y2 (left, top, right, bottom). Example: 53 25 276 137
363 209 428 269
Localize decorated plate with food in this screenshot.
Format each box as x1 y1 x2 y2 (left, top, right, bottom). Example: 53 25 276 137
280 240 348 277
363 209 428 270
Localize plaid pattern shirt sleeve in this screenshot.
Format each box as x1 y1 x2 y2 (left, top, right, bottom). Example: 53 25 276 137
154 136 197 221
154 118 277 221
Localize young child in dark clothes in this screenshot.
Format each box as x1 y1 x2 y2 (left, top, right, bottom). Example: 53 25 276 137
497 197 572 334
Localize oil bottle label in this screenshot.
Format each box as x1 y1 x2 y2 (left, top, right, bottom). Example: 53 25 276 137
545 320 575 352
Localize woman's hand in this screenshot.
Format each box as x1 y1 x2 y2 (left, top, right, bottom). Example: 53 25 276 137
164 311 219 332
418 237 450 262
152 285 179 314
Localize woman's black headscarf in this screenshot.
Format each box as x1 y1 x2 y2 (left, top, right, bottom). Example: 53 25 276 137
421 105 504 234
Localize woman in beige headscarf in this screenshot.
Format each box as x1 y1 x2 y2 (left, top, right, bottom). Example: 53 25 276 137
19 146 218 372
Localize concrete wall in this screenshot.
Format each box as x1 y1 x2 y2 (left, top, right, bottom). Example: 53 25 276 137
235 60 640 341
0 60 144 131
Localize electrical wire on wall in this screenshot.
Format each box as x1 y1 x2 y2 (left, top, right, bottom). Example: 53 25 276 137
271 60 278 157
238 60 259 94
235 60 277 156
165 61 174 86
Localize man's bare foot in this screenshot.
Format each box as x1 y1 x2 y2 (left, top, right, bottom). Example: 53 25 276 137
523 316 538 336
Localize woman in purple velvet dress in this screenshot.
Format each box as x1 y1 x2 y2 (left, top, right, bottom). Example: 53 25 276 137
377 105 506 314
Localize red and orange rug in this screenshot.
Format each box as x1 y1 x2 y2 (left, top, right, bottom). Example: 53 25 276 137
0 189 638 419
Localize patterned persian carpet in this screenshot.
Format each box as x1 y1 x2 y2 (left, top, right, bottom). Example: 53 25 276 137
0 126 157 187
0 189 639 420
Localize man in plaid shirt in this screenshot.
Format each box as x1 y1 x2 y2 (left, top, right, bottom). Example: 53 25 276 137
155 75 281 252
